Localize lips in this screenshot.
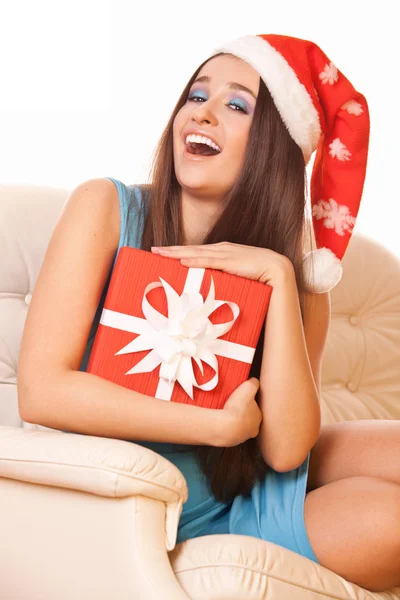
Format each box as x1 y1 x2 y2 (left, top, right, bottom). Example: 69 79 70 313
182 129 222 153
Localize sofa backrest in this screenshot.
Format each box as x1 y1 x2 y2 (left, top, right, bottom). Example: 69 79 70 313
0 184 68 429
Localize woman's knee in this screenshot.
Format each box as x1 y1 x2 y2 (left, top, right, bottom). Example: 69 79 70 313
304 476 400 591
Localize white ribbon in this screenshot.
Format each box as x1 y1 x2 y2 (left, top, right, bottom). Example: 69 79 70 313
99 268 256 401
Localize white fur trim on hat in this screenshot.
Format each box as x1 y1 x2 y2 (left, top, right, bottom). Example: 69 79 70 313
211 35 321 164
302 247 343 293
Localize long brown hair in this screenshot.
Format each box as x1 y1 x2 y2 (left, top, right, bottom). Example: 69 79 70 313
138 54 317 503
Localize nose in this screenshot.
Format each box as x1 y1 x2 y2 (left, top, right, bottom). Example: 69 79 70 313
190 99 218 126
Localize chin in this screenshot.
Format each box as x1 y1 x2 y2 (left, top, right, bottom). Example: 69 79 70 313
176 168 211 192
174 153 235 197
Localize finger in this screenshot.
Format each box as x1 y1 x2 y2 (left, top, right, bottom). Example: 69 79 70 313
156 244 229 254
180 256 227 269
248 377 260 390
159 248 229 259
154 245 210 252
152 247 203 258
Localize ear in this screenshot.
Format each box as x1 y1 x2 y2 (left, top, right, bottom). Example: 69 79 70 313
300 290 331 397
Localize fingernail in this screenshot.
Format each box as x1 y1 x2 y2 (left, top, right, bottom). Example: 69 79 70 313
151 247 161 253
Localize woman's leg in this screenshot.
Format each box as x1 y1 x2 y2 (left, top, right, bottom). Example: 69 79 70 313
304 475 400 592
307 420 400 492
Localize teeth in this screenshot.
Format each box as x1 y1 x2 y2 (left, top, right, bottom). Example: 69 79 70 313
185 134 221 153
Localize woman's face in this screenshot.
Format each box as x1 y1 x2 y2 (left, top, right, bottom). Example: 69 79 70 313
173 54 260 200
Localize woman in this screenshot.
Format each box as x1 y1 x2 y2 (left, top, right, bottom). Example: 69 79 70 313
18 34 400 592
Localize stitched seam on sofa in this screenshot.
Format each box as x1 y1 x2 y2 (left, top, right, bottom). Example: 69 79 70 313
172 563 354 600
0 459 184 499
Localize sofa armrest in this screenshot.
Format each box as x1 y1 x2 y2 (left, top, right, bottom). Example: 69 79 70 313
0 425 188 551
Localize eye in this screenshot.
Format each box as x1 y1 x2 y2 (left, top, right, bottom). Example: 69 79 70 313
228 100 248 114
187 92 249 114
187 92 207 103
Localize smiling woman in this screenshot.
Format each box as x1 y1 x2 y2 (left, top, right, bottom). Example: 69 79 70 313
21 32 394 592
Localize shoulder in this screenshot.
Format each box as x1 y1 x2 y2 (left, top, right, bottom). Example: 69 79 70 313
64 177 121 244
74 177 118 195
69 177 119 208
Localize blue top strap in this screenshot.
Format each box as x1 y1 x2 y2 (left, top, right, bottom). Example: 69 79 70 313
105 177 144 263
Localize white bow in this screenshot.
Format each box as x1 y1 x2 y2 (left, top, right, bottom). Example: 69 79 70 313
99 267 256 401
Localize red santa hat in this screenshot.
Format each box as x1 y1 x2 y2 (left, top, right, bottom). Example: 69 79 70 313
210 34 370 294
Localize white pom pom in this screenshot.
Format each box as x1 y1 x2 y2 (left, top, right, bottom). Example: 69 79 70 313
302 248 343 294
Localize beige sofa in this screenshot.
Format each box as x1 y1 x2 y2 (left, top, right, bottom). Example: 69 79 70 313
0 183 399 600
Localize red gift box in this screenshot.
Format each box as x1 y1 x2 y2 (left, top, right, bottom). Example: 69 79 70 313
87 246 273 410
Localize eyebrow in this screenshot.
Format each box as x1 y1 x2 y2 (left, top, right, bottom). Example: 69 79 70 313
192 75 257 100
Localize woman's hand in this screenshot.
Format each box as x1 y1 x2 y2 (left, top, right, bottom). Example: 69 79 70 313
216 378 263 447
151 242 293 285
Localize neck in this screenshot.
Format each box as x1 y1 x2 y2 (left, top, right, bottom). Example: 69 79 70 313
181 187 225 245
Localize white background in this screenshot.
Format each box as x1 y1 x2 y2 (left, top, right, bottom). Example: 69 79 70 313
1 0 398 255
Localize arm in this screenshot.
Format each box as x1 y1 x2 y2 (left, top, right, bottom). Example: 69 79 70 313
256 262 331 471
17 178 222 447
21 370 225 447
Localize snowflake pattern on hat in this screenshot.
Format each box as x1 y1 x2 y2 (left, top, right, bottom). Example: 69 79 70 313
341 99 364 115
319 62 339 85
329 138 352 161
312 199 356 237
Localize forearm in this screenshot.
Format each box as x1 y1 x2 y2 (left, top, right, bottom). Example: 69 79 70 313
19 369 223 447
257 265 321 471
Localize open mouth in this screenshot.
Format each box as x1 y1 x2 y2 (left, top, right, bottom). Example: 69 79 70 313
186 142 221 157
